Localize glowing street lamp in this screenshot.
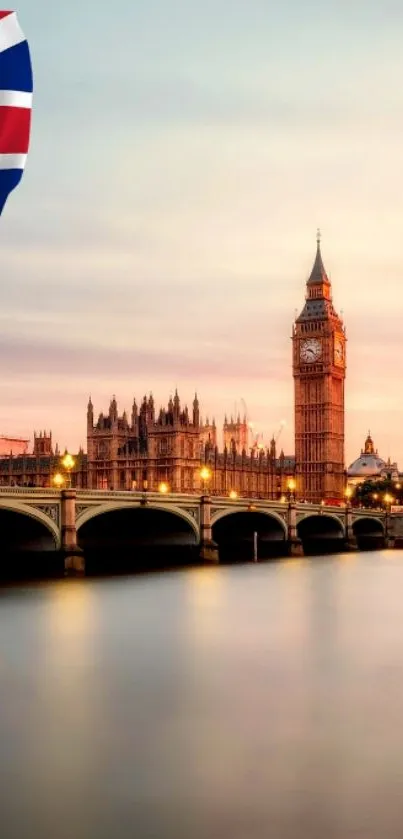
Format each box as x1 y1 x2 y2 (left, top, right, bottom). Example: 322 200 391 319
53 472 65 489
229 490 238 500
61 452 75 488
200 466 212 493
158 482 169 494
287 477 296 501
344 486 353 506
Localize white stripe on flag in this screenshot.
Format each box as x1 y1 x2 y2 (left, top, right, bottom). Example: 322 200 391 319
0 153 27 169
0 90 32 108
0 12 25 54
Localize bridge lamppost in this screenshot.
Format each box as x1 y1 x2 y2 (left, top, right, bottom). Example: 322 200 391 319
344 486 353 506
287 477 296 503
344 486 353 539
53 453 75 489
158 482 170 495
200 466 212 495
229 489 238 500
62 453 75 488
384 493 394 541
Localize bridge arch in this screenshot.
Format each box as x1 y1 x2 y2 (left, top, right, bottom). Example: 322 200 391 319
212 507 287 562
77 503 200 573
0 500 60 549
76 502 199 540
211 507 288 535
352 516 385 547
297 513 345 540
352 516 385 535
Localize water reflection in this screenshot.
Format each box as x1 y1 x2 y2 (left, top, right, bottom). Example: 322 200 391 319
2 553 403 837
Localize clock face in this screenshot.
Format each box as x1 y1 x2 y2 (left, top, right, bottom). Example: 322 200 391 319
334 338 344 364
300 338 322 363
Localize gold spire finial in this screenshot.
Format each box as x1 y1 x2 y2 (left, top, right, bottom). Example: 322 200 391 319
316 227 321 246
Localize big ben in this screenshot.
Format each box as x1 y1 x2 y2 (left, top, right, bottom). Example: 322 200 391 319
293 232 346 502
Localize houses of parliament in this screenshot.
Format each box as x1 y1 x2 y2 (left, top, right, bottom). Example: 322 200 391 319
0 235 348 503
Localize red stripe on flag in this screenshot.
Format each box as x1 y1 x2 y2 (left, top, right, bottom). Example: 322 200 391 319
0 11 13 19
0 107 31 153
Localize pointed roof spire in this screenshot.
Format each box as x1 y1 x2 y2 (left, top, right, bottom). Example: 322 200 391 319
307 228 330 286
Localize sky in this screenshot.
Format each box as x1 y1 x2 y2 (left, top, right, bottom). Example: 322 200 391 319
2 1 403 464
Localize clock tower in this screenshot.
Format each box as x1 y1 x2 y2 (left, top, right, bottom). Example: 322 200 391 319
293 233 346 502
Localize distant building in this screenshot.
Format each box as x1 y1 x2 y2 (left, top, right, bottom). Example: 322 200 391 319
0 435 29 457
347 432 400 487
0 430 87 488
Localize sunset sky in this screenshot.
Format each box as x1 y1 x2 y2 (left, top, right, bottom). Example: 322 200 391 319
2 1 403 464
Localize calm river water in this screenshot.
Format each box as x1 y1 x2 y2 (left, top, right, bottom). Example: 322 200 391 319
2 550 403 838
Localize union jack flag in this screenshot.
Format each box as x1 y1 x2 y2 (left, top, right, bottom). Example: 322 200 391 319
0 10 32 214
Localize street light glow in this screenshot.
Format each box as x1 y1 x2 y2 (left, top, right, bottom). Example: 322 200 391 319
53 473 64 488
158 482 169 494
200 466 212 482
62 453 75 471
229 490 238 499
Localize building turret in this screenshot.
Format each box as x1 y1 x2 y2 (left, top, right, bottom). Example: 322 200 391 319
87 396 94 430
193 393 200 427
131 398 138 431
34 430 53 456
364 431 376 455
173 389 180 422
148 393 155 424
109 395 118 425
223 413 249 453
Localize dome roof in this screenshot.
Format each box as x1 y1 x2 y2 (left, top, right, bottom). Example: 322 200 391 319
347 453 386 477
347 431 387 477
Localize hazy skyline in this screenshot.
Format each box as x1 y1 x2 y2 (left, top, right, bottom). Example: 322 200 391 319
2 1 403 464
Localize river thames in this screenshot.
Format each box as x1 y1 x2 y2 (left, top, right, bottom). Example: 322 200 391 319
1 550 403 838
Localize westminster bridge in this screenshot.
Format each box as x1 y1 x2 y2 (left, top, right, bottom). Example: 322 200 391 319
0 486 402 576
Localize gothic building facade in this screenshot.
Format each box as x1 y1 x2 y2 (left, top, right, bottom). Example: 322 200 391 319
86 392 295 498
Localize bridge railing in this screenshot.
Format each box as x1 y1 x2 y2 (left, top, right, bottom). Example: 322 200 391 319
0 486 389 516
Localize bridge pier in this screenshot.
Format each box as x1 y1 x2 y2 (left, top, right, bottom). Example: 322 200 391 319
199 495 219 563
61 489 85 576
345 508 358 551
287 502 304 557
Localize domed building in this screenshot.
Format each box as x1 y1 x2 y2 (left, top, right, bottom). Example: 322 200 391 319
347 432 400 487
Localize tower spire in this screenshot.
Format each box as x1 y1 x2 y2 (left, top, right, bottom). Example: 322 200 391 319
307 229 329 287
